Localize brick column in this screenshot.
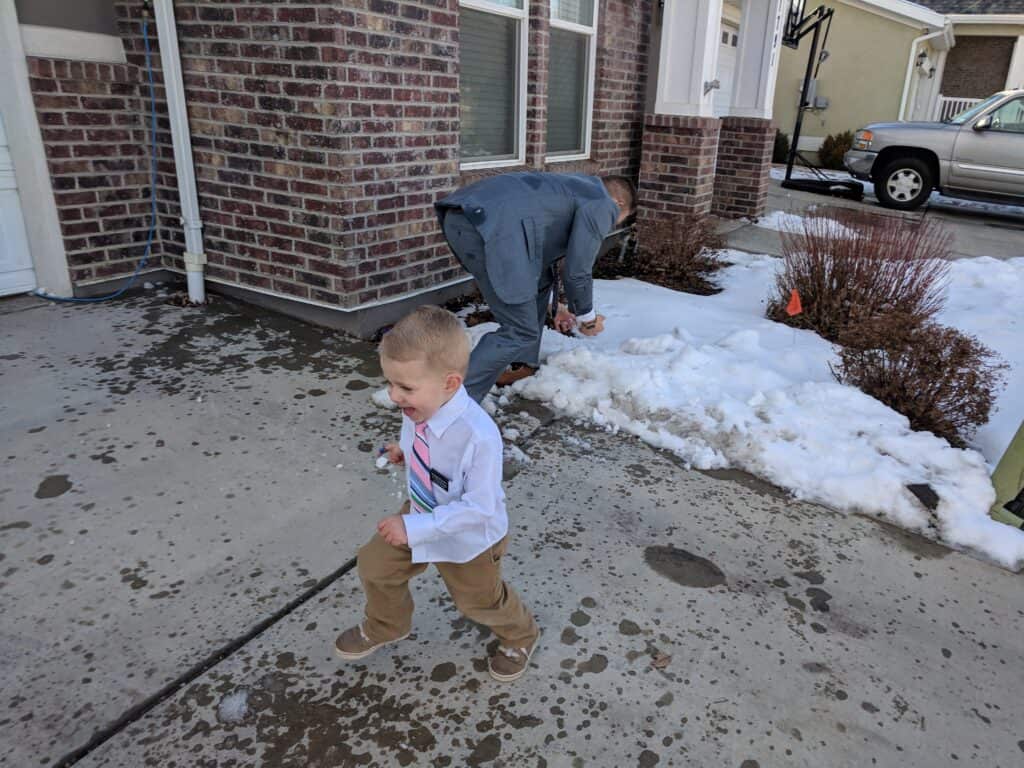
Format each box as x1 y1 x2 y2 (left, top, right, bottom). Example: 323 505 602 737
712 116 774 219
637 114 719 223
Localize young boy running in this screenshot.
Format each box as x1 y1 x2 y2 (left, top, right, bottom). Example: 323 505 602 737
335 306 540 681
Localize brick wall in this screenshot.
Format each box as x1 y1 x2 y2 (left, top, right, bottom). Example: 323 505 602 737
591 0 653 178
637 114 720 222
29 1 655 310
712 116 774 219
941 36 1014 98
25 57 155 285
114 0 463 309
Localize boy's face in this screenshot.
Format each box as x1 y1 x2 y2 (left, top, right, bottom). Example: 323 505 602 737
380 354 462 424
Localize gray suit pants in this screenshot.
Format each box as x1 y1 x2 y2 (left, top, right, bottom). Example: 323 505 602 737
443 210 554 403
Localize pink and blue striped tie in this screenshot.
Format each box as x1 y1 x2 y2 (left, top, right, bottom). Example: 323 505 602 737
408 422 437 515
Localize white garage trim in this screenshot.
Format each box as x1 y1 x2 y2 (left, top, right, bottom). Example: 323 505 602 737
0 1 70 295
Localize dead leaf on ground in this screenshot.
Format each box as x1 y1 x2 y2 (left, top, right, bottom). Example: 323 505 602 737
651 652 672 669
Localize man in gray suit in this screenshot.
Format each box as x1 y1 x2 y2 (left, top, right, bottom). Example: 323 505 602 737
435 173 636 402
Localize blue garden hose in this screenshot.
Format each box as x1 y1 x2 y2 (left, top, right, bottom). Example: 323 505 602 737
35 17 159 304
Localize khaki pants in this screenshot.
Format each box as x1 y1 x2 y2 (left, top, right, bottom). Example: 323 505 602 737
357 529 538 649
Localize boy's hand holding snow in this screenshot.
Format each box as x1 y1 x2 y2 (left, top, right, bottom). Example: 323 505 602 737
384 443 404 464
378 514 408 547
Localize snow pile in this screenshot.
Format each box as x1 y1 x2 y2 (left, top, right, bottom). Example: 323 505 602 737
217 689 250 724
939 257 1024 463
507 252 1024 569
754 209 857 238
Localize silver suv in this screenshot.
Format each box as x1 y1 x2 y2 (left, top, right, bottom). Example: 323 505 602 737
844 89 1024 211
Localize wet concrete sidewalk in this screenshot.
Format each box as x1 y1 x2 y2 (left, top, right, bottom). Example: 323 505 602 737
2 290 1022 767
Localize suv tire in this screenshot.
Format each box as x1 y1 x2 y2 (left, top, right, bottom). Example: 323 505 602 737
875 157 932 210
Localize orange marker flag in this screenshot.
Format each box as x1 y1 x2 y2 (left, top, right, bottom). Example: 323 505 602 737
785 289 803 317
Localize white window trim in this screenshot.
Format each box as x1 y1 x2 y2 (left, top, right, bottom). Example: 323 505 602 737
459 0 529 171
546 4 599 163
19 24 126 64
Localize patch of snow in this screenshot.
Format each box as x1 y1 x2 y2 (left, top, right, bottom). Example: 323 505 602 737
939 257 1024 463
143 281 155 290
754 209 857 238
371 388 394 408
506 253 1024 569
375 454 389 470
504 444 532 464
502 427 521 442
217 689 249 724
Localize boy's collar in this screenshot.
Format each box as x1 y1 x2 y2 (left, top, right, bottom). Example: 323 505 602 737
422 386 470 438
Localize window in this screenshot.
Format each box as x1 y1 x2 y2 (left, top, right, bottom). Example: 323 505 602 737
988 98 1024 134
547 0 597 160
459 1 529 169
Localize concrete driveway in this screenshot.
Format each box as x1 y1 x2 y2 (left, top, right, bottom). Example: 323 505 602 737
1 291 1021 767
722 173 1024 261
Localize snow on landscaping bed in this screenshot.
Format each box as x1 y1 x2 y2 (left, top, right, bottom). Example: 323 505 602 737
486 251 1024 569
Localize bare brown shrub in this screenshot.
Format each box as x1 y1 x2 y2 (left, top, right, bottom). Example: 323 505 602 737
832 313 1007 447
594 216 726 295
767 209 952 342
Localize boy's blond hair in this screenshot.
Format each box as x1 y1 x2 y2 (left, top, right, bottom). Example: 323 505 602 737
379 305 470 376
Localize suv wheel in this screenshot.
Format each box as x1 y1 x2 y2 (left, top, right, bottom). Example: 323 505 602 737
875 157 933 210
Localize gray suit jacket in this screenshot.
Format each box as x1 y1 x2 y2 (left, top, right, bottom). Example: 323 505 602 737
435 173 620 314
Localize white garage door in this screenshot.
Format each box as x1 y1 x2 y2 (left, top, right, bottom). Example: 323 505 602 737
0 111 36 297
714 23 739 118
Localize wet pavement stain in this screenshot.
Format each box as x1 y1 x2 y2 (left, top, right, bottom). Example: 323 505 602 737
35 475 72 499
430 662 456 682
0 521 31 532
466 733 501 765
570 610 591 627
793 569 825 585
643 545 726 588
805 587 833 612
577 654 608 674
618 619 641 635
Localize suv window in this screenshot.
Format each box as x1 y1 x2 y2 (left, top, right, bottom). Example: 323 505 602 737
948 93 1004 124
988 98 1024 134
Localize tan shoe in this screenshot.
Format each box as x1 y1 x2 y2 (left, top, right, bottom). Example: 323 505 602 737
334 624 409 661
488 631 540 682
495 363 538 387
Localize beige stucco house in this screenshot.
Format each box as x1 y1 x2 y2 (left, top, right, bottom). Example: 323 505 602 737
770 0 1024 154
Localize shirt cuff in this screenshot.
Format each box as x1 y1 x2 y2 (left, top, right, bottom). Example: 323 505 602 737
402 513 436 548
576 309 597 323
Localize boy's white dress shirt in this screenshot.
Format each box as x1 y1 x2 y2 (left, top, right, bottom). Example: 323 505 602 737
400 386 508 564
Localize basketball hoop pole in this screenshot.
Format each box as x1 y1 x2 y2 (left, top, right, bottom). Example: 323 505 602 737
779 3 863 200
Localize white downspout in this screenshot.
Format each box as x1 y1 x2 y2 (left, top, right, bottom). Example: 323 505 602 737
899 24 952 122
151 0 206 303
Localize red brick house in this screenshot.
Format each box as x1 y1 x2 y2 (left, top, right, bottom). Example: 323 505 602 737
0 0 783 336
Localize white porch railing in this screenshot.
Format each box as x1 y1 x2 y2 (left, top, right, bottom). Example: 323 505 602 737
934 95 982 122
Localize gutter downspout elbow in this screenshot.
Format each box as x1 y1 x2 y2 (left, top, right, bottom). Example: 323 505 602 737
152 0 206 303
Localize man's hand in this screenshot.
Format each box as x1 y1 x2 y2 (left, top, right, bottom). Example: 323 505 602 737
578 314 605 337
554 305 576 333
378 515 408 547
384 442 404 464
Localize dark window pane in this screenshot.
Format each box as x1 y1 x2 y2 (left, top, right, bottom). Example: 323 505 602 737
460 9 518 162
547 28 588 155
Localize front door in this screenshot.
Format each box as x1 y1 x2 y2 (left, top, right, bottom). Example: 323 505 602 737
0 110 36 296
714 23 739 118
949 96 1024 196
